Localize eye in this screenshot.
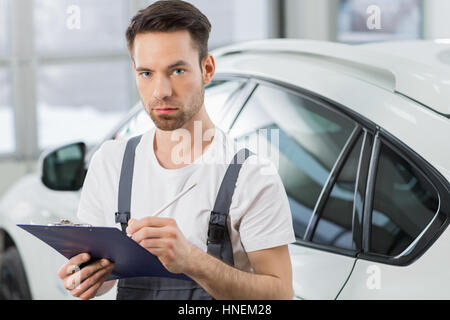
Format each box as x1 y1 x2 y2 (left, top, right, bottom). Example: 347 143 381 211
140 72 151 78
173 68 185 76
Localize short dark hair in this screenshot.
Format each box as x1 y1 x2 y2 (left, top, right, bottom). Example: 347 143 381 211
126 0 212 64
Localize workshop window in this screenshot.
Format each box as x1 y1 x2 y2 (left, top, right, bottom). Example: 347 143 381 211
0 69 13 154
0 0 13 154
37 60 131 149
0 0 8 56
33 0 132 150
34 0 128 55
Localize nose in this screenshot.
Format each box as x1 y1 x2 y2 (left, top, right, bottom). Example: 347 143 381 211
152 74 172 100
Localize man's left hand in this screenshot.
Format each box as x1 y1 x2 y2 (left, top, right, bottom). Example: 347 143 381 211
126 217 194 274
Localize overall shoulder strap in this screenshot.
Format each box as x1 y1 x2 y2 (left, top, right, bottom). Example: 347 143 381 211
207 148 254 266
115 134 143 232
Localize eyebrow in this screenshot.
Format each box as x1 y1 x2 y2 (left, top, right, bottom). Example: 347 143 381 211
135 60 190 72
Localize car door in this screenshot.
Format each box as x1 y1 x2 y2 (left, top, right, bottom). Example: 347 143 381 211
228 81 372 299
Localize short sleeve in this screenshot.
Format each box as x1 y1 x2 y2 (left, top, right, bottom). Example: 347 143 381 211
232 155 296 252
76 146 107 226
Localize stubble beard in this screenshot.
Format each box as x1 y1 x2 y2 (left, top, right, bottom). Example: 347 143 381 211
145 82 205 132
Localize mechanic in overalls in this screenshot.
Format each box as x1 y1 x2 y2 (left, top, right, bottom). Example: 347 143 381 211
57 0 295 300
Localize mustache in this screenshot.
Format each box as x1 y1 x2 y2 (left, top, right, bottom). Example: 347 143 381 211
149 99 182 109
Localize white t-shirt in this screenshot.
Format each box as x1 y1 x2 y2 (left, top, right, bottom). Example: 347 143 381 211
77 126 296 272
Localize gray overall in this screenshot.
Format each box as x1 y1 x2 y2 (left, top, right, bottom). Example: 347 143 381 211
114 134 254 300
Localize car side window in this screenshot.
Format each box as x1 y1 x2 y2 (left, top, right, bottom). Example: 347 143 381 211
229 84 357 240
370 142 440 257
113 79 245 140
311 134 364 250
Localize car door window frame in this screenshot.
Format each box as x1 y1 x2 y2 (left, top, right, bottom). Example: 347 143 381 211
352 129 374 253
296 129 374 258
307 128 375 252
304 125 362 241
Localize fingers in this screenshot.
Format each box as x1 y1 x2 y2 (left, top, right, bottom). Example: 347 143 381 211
139 238 172 250
79 271 111 300
58 253 90 279
131 226 175 243
65 258 112 290
126 217 176 234
70 260 114 299
58 254 116 300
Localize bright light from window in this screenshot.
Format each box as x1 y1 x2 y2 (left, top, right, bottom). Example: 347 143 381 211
37 61 131 149
0 69 14 153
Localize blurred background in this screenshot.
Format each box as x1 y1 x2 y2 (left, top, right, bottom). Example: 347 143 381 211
0 0 449 197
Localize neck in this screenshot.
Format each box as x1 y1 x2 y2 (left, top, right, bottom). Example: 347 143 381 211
153 110 216 168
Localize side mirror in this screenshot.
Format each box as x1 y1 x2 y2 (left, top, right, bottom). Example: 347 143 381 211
40 142 87 191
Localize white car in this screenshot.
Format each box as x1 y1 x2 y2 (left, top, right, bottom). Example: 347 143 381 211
0 39 449 300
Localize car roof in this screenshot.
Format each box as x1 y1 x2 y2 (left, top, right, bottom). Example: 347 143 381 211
359 39 450 72
212 39 450 117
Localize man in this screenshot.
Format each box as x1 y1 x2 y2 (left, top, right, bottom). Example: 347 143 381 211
58 0 296 300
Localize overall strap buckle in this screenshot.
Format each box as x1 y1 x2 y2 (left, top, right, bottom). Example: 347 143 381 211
207 211 227 245
115 211 130 224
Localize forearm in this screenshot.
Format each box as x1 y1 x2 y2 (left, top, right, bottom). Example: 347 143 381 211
186 246 293 300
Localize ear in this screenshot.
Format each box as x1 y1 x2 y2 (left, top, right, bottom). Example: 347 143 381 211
202 54 215 85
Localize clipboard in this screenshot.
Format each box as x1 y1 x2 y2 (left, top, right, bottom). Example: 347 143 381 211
17 224 191 281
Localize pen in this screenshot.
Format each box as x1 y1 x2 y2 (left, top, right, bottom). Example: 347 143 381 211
127 182 197 237
153 182 197 217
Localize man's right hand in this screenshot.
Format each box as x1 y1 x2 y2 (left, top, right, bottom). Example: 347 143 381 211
57 253 114 300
